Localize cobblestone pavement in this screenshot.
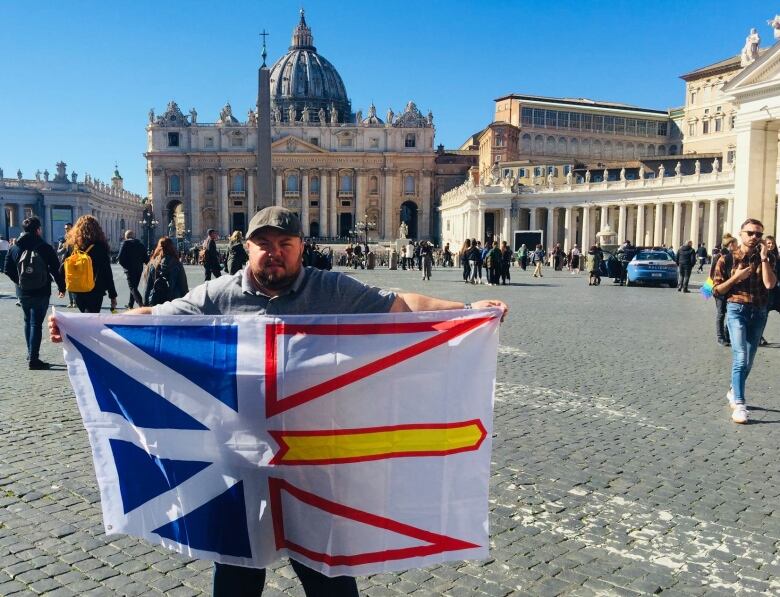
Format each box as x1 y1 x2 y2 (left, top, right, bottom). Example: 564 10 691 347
2 263 780 596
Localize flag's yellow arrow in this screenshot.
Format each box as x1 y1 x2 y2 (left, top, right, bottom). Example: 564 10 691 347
270 420 487 465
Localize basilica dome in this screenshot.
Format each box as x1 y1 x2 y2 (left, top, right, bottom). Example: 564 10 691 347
269 11 351 124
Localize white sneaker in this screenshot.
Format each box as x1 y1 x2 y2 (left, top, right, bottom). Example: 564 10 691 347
731 405 748 424
726 388 736 410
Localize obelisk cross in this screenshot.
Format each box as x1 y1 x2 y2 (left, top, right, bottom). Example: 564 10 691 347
260 29 269 67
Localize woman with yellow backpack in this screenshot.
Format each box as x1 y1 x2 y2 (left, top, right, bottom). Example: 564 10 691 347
60 215 117 313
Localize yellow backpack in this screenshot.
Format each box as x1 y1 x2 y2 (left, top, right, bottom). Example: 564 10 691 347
64 245 95 293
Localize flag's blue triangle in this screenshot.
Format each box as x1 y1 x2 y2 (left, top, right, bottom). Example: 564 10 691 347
108 324 238 411
67 335 208 430
153 481 252 558
109 439 211 514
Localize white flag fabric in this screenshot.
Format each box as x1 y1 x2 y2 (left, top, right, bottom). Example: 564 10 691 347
58 308 500 577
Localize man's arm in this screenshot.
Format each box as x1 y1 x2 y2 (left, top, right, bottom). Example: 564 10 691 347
391 293 508 322
49 306 152 343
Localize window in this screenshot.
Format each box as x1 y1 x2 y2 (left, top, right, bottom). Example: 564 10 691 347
231 135 244 147
669 145 678 155
519 168 526 177
715 118 722 132
521 107 533 126
657 122 668 136
168 174 181 194
369 137 379 148
533 108 545 127
231 172 245 193
727 150 736 163
205 136 214 148
286 173 299 192
310 137 319 146
626 119 637 136
704 108 710 115
545 110 557 128
564 165 572 175
495 134 504 147
310 176 320 195
614 117 625 135
689 123 696 136
404 175 415 195
690 91 696 104
494 155 502 162
534 167 542 177
547 166 557 176
558 112 569 128
645 121 656 137
405 133 416 148
716 105 722 113
703 120 709 134
730 115 736 129
503 169 510 178
569 112 580 130
339 174 353 192
582 114 593 132
604 116 614 134
369 176 378 194
206 176 214 194
167 132 180 147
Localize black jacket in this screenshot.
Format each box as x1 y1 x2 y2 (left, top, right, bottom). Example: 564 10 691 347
225 241 248 275
118 238 148 274
204 238 220 269
60 242 118 299
142 256 189 305
4 232 66 298
676 245 696 269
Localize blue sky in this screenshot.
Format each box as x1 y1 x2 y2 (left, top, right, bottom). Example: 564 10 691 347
0 0 774 194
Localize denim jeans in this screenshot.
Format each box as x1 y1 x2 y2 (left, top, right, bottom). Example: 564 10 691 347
19 294 50 361
726 302 768 404
212 560 358 597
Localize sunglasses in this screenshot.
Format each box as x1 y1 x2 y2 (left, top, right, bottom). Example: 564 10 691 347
742 230 763 238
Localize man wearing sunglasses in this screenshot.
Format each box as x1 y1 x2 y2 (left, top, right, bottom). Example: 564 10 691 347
712 218 777 424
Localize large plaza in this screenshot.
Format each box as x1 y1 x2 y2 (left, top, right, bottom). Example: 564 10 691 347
1 265 779 595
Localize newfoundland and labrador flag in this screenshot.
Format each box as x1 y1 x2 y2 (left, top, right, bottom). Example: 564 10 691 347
57 308 500 577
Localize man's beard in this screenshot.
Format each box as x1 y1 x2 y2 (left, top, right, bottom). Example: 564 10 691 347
255 263 299 291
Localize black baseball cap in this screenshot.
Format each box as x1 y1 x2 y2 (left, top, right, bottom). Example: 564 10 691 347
246 206 303 239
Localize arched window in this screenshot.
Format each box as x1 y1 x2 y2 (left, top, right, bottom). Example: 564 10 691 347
369 176 378 194
286 173 299 192
339 174 352 192
206 175 215 194
168 174 180 194
546 136 556 155
405 133 416 148
669 145 678 155
521 134 532 153
603 141 613 159
615 142 624 160
657 145 665 156
592 139 601 158
404 175 415 195
570 138 579 156
231 172 245 193
310 176 320 195
557 137 567 155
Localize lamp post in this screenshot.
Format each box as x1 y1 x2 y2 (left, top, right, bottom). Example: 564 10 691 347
355 213 377 252
138 210 159 255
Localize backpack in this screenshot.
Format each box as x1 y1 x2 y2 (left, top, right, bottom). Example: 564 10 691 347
64 245 95 293
17 243 49 291
148 263 173 306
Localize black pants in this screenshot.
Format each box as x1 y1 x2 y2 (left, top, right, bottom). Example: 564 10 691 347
715 296 730 342
462 259 470 281
212 560 358 597
125 270 143 308
678 267 692 290
500 263 510 284
204 265 222 281
75 291 104 313
520 256 527 270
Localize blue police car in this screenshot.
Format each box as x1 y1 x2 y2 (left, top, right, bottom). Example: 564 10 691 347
626 250 678 287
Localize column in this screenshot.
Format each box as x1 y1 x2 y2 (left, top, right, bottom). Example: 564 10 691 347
301 172 310 236
690 200 700 245
420 171 431 240
355 170 365 224
600 206 608 232
732 122 780 232
636 204 646 246
726 198 734 236
563 207 573 252
529 207 538 230
707 199 718 254
190 170 201 238
581 206 591 249
275 171 283 207
671 202 681 250
618 204 627 243
653 203 663 246
546 208 556 249
247 171 255 215
626 206 635 244
330 171 338 237
501 208 510 245
319 171 329 237
383 170 394 240
219 170 229 235
477 207 485 244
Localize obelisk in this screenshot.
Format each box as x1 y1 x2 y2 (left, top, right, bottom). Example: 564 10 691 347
256 31 273 210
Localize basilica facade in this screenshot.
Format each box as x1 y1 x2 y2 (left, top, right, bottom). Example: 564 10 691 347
145 11 436 242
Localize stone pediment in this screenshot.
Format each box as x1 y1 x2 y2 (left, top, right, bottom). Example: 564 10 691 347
723 41 780 96
271 135 328 154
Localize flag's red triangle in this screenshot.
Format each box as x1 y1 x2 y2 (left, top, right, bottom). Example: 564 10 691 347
268 477 479 566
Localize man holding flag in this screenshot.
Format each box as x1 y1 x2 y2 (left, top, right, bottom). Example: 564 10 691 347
50 206 508 596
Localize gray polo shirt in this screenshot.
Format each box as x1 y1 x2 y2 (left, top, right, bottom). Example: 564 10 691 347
151 266 397 316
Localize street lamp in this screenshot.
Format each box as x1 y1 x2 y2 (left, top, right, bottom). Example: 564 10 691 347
355 213 377 251
138 210 159 254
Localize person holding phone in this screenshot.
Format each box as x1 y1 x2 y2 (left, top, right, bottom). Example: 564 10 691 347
712 218 778 424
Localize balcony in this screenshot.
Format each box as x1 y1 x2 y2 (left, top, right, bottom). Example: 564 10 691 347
167 190 182 197
229 190 246 198
284 190 300 198
337 190 353 199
